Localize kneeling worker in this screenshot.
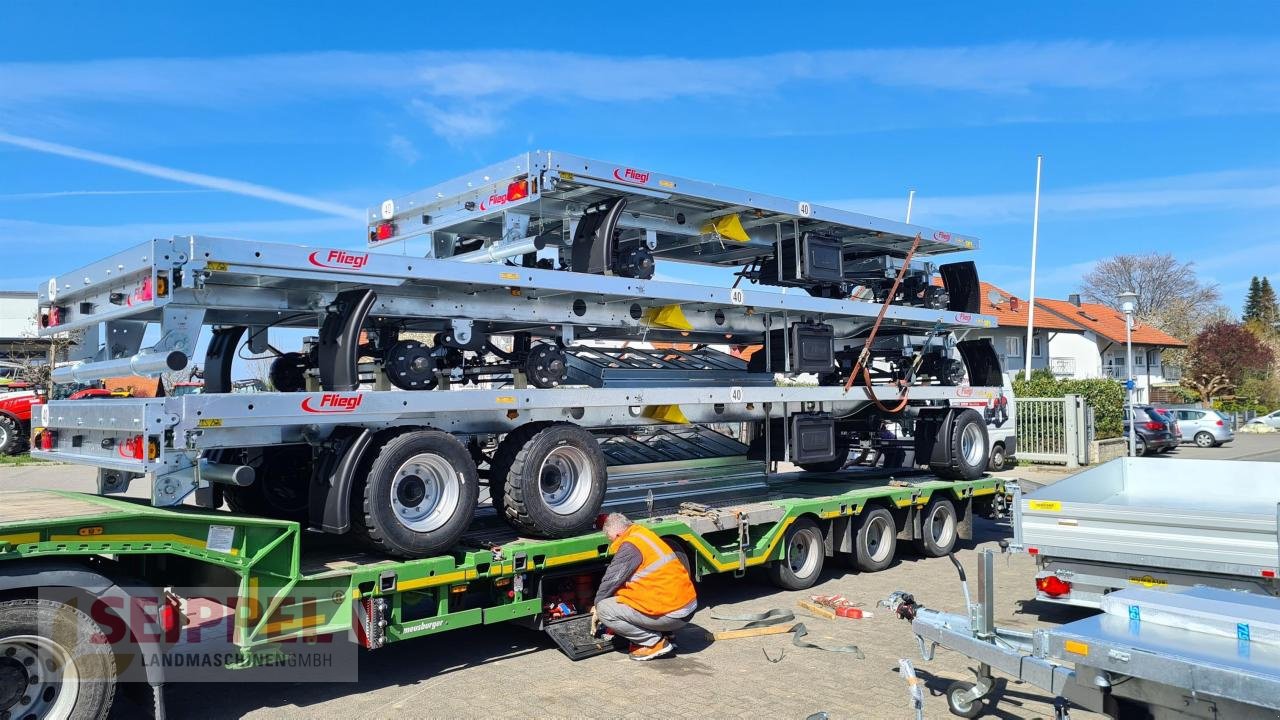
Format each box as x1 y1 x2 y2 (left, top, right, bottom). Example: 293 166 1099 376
593 512 698 660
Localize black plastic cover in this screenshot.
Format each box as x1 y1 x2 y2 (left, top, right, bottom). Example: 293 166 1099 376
749 322 835 374
956 339 1003 387
939 261 981 313
790 413 837 464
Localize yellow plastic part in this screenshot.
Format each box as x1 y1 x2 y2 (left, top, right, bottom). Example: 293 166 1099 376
699 214 750 243
643 304 693 331
644 404 690 424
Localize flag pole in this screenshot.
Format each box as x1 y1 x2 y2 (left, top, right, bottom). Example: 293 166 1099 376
905 188 915 223
1024 155 1043 381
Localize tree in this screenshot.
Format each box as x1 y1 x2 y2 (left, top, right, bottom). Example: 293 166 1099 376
1181 321 1275 404
1243 276 1263 322
1080 252 1226 372
1259 277 1280 330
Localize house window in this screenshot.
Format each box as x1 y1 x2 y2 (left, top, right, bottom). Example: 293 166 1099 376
1032 335 1044 358
1134 353 1145 367
1005 337 1022 357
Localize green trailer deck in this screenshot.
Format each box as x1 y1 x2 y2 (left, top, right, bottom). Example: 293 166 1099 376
0 469 1001 717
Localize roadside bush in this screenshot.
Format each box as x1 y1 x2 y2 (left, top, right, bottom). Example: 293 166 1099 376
1013 369 1125 440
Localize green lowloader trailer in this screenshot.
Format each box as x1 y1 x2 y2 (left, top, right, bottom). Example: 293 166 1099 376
0 469 1002 719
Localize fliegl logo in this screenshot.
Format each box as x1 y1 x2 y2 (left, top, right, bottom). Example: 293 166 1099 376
301 394 364 413
954 312 973 323
933 231 952 242
308 250 370 270
478 194 507 212
613 167 651 185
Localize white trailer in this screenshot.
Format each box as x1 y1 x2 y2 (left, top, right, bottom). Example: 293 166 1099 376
1011 458 1280 608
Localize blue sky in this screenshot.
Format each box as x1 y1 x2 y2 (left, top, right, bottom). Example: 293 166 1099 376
1 2 1278 314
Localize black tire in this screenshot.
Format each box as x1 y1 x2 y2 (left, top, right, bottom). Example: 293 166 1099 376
767 517 825 590
1194 431 1215 448
1134 436 1148 456
1159 446 1174 454
797 434 852 474
501 423 607 537
987 442 1007 472
945 680 984 718
853 506 897 572
664 537 697 585
0 414 23 455
487 422 557 518
929 408 989 480
913 498 958 557
357 430 479 558
0 598 116 719
222 445 314 523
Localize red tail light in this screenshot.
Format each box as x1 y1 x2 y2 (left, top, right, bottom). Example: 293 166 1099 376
1216 419 1225 426
506 179 529 201
1027 546 1039 555
1036 575 1072 598
370 222 396 242
41 306 64 328
119 435 145 460
38 429 55 451
1144 421 1163 431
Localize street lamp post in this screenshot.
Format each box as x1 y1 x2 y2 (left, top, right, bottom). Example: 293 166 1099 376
1119 291 1139 456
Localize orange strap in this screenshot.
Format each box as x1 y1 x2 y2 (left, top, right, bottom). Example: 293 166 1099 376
843 233 923 395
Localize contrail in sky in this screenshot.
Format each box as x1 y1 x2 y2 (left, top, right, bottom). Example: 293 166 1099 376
0 131 366 220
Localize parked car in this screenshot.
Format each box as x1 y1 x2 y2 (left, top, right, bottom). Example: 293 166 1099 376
1123 405 1178 456
1246 409 1280 429
1152 408 1181 451
1171 408 1234 447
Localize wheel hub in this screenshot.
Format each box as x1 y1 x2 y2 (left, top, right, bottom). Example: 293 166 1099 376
538 445 593 515
0 656 27 710
0 636 75 719
389 453 461 533
396 475 428 508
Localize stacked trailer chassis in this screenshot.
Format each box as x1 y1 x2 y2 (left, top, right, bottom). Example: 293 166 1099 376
0 471 1001 718
30 153 1002 555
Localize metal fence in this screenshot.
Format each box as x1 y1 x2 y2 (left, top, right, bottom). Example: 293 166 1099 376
1015 395 1092 466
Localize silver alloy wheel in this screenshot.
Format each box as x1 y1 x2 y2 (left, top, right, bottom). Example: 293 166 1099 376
1195 432 1214 448
960 423 985 466
865 515 894 563
538 444 594 515
0 634 79 720
787 528 821 578
927 503 956 549
389 452 462 532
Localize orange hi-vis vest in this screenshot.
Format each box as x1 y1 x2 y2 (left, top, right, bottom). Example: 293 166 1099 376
609 524 698 617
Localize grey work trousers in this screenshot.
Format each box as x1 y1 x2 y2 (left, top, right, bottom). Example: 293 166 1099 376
595 596 694 647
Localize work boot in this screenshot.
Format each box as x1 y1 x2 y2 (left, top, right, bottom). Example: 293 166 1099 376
629 638 674 661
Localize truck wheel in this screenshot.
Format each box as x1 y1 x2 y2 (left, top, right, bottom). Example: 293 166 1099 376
0 415 22 455
223 445 313 523
359 430 479 558
913 498 958 557
501 423 607 537
797 434 851 474
0 598 116 720
854 507 897 572
929 409 989 480
487 422 557 518
767 517 825 590
987 443 1007 472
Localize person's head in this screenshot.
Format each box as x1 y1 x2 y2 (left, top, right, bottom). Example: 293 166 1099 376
601 512 632 541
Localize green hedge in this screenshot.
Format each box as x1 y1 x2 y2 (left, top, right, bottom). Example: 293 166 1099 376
1012 369 1126 440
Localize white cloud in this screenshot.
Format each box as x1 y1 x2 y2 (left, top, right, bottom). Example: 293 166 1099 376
1 40 1277 141
386 134 420 165
828 168 1280 226
0 189 210 200
0 131 367 220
